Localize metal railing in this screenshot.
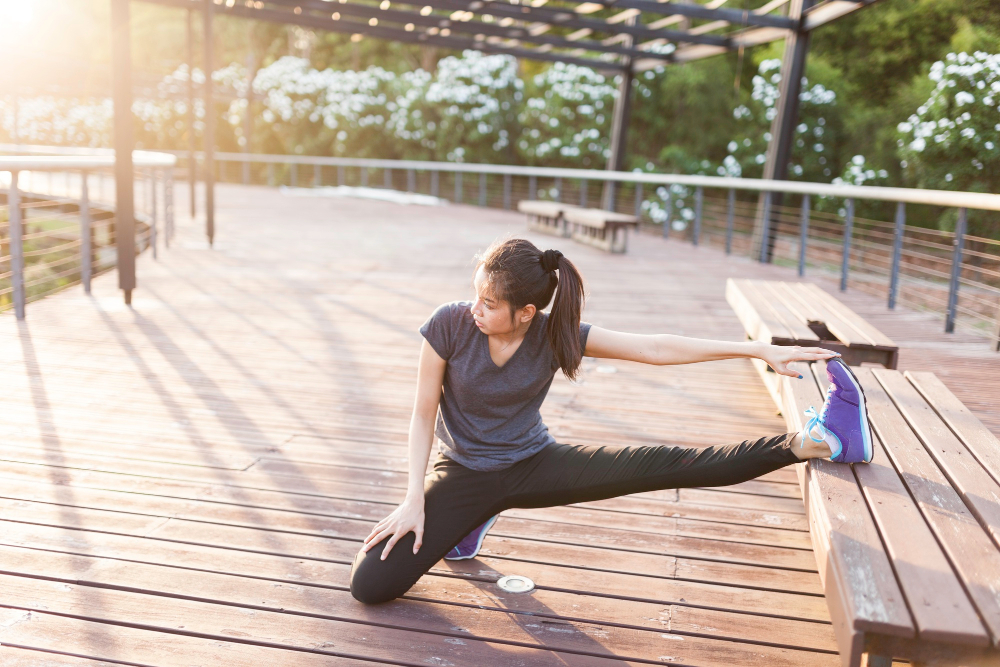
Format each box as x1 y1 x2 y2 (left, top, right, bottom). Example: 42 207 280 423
195 150 1000 349
0 149 177 319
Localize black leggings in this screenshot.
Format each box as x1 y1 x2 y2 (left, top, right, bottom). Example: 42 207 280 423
350 433 799 604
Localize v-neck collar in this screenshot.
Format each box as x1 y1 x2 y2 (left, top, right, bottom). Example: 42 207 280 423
484 316 535 370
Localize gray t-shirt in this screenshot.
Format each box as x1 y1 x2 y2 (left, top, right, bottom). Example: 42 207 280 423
420 301 592 472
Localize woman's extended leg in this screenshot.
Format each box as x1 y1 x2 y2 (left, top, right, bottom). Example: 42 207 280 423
349 455 503 604
497 433 803 510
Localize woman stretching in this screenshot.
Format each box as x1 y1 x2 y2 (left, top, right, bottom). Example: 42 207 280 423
350 238 873 604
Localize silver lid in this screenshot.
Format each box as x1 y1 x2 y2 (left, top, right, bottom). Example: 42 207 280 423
497 575 535 593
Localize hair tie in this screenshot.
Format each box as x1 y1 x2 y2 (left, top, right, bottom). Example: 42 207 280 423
541 249 563 273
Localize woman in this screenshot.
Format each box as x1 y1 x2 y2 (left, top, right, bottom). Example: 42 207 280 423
350 238 872 604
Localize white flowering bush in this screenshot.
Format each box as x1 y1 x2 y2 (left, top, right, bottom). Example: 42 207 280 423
898 52 1000 195
518 63 616 167
722 59 840 181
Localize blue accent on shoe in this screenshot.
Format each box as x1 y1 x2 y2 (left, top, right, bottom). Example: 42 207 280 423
444 515 499 561
803 405 843 460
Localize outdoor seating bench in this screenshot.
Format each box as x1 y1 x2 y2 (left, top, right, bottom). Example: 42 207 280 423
517 200 578 238
562 207 639 254
776 361 1000 667
726 278 899 407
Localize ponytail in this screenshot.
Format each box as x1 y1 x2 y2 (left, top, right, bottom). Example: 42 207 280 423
475 239 586 380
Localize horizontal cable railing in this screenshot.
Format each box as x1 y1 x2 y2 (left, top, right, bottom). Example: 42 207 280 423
0 148 176 319
192 150 1000 350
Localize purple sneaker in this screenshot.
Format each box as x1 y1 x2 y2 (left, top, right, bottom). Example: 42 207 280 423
444 515 498 561
802 358 873 464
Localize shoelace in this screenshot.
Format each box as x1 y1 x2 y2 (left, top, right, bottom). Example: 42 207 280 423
802 406 829 447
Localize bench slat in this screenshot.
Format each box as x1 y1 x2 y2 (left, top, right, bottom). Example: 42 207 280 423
874 370 1000 555
725 279 794 343
784 284 879 348
866 369 1000 645
517 201 578 217
781 364 914 662
754 281 821 342
563 208 638 229
849 369 991 646
906 371 1000 488
804 284 896 349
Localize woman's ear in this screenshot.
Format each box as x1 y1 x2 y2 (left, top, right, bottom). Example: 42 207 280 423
518 304 537 323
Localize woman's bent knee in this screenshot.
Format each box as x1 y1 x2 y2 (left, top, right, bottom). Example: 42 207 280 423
349 546 412 604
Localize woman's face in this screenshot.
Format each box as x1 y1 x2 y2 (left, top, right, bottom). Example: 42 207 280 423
470 265 534 335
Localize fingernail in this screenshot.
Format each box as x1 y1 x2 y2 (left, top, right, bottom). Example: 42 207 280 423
798 374 803 379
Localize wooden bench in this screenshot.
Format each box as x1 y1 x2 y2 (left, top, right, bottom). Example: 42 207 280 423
516 200 578 238
776 361 1000 667
562 207 639 254
727 279 899 407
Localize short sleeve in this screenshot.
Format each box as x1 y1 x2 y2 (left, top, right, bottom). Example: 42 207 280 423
579 321 593 355
420 302 463 360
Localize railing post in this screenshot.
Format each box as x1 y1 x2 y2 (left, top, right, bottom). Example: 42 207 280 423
633 182 643 219
758 191 772 263
840 198 854 292
579 179 588 208
945 207 967 334
165 170 174 248
502 174 511 210
243 155 250 185
528 174 536 200
80 170 92 293
554 177 562 203
479 173 487 206
692 186 703 246
798 194 810 276
384 167 393 189
430 170 438 197
150 169 158 260
888 202 905 310
290 162 298 187
454 171 462 203
407 169 415 193
662 191 672 239
314 163 321 187
993 301 1000 352
337 165 345 186
9 171 24 319
360 166 368 187
267 162 275 187
725 189 735 255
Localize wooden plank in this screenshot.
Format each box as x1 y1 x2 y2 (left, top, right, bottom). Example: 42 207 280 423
563 207 638 228
752 280 822 342
0 521 839 654
874 369 1000 551
864 369 1000 645
726 278 793 343
0 647 123 667
906 370 1000 487
851 368 989 646
780 282 878 347
805 283 897 349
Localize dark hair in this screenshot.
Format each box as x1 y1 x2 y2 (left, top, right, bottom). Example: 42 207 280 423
475 238 586 380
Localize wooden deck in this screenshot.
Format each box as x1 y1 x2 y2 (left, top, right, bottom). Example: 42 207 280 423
0 184 995 666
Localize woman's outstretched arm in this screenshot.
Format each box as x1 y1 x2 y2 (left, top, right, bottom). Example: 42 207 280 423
361 339 446 559
584 326 838 378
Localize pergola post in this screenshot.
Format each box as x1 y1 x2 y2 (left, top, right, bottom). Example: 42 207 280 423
752 0 814 263
111 0 136 305
187 7 196 218
602 15 637 212
243 29 256 186
203 0 216 246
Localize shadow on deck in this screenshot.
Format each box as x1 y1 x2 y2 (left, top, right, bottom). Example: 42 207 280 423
0 183 992 665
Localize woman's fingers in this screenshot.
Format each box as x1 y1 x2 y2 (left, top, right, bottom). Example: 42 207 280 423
413 526 424 554
363 526 392 552
381 533 402 560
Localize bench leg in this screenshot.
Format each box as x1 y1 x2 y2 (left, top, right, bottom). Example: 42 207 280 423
861 655 892 667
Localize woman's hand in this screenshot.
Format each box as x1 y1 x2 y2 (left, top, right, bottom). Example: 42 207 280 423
361 496 425 560
757 343 840 378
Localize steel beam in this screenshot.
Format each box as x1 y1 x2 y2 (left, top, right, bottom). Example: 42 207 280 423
203 0 216 246
186 7 196 218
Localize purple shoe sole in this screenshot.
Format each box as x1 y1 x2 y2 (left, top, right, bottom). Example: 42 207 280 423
444 515 499 561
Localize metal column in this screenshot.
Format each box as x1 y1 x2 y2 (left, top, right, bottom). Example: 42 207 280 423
80 172 92 293
753 0 814 262
798 194 810 276
839 198 854 292
202 0 216 246
945 208 967 334
111 0 137 304
8 172 24 319
888 202 905 309
186 8 196 218
601 14 636 211
725 189 735 254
